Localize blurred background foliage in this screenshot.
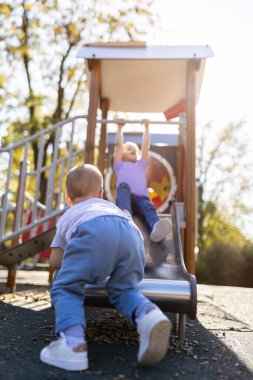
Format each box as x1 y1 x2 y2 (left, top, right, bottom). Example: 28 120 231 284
0 0 155 146
196 121 253 287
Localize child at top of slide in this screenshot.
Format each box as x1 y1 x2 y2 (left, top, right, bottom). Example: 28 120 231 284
114 120 172 243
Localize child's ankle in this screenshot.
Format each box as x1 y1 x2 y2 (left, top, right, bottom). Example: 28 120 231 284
63 324 86 347
134 303 157 323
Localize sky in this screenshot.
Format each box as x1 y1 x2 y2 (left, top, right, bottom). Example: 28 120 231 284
150 0 253 136
148 0 253 151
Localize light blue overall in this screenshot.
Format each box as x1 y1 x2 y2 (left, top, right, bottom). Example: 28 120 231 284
51 216 150 334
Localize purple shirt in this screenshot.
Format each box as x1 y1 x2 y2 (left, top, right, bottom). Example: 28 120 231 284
114 157 149 197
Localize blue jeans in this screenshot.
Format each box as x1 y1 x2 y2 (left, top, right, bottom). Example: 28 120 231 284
116 183 159 232
50 216 151 334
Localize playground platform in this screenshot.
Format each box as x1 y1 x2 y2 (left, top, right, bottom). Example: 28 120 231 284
0 268 252 380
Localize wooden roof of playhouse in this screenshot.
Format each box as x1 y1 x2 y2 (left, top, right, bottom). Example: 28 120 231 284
77 41 213 117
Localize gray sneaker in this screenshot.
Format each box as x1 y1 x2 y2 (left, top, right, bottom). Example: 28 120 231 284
40 333 88 371
137 308 171 366
150 218 172 242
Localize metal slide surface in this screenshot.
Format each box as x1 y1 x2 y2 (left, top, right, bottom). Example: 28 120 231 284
84 202 197 319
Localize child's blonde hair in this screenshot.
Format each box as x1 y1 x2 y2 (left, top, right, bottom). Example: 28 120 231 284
66 164 103 202
123 142 140 155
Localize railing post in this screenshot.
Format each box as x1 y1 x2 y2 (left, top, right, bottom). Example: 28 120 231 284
8 158 29 292
0 152 13 238
6 264 17 292
98 98 110 175
13 159 29 245
85 60 101 164
45 126 61 215
185 60 197 274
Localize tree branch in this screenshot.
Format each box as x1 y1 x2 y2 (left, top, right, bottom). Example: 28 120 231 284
65 71 85 119
52 43 73 122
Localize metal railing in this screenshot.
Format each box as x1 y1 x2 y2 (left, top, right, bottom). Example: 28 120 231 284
0 115 182 247
0 115 88 245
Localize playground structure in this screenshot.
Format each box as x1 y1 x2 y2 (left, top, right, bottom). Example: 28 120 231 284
0 42 213 339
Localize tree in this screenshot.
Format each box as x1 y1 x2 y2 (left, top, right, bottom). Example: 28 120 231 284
0 0 156 201
196 120 253 252
196 121 253 286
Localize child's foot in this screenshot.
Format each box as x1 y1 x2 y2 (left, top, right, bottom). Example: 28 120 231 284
150 218 172 243
137 308 171 366
40 333 88 371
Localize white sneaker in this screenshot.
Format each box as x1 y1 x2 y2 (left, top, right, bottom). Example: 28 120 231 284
40 333 88 371
150 218 172 243
137 308 171 366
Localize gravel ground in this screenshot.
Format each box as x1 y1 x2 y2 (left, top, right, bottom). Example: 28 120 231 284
0 270 253 380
